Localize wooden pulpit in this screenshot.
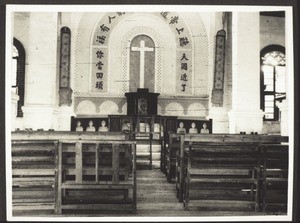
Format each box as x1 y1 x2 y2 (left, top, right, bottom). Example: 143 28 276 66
125 88 159 115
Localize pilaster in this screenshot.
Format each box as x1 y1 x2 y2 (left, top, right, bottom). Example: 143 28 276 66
228 12 264 133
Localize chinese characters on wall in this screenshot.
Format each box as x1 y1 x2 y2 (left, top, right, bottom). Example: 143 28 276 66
91 12 193 95
91 12 126 92
59 27 73 106
160 12 192 95
212 30 226 106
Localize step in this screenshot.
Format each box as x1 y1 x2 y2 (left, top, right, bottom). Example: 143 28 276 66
137 145 161 153
136 153 161 160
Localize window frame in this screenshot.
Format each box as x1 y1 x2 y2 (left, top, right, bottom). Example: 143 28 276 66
13 38 26 117
260 45 285 121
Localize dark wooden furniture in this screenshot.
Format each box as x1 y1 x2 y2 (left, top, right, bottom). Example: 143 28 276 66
173 134 288 212
260 143 288 212
184 141 262 212
163 119 212 182
125 88 159 115
11 131 136 215
108 115 178 170
176 119 212 134
70 117 109 131
11 140 58 215
160 116 178 173
56 140 137 214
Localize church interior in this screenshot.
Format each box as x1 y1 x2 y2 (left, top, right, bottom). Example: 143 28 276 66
8 7 293 219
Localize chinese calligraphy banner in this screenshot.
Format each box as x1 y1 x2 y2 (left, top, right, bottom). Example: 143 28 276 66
176 50 192 94
91 48 108 92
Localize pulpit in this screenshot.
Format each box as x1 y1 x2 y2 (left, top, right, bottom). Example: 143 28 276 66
125 88 159 115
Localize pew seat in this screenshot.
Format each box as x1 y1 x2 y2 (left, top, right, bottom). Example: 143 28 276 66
56 140 137 214
11 140 58 215
183 142 261 212
260 144 288 213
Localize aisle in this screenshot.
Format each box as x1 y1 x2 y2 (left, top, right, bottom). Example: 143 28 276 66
135 169 186 216
134 169 262 217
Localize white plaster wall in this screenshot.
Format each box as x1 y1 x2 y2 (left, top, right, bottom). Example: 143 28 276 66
182 12 210 96
108 13 176 95
74 12 101 93
13 12 30 51
229 12 263 134
14 12 60 130
73 12 210 98
24 13 58 106
260 15 285 49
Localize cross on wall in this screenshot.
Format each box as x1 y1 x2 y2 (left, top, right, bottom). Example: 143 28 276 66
131 40 154 88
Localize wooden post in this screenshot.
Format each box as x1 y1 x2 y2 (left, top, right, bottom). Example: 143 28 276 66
261 146 267 212
132 143 137 211
75 142 83 183
124 144 130 181
95 143 99 183
179 134 185 202
149 133 153 170
136 116 140 133
55 141 63 214
112 144 119 183
167 133 173 182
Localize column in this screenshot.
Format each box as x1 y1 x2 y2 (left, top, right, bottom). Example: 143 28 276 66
277 11 291 137
22 13 58 130
277 100 289 136
208 107 229 133
228 12 264 134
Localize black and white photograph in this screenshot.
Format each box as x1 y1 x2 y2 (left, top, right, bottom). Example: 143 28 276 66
2 2 299 222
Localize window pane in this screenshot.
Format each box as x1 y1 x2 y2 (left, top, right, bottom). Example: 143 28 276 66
263 65 274 92
265 107 274 113
265 101 274 107
265 95 274 101
264 80 274 91
11 58 17 86
262 65 274 78
12 45 19 57
275 66 286 93
262 51 285 66
265 113 274 119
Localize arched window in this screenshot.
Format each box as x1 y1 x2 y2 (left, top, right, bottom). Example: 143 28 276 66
260 45 285 121
12 38 26 117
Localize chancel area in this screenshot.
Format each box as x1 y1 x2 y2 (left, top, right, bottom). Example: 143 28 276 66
9 8 291 217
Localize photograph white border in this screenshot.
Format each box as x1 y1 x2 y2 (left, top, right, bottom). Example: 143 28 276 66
5 4 294 222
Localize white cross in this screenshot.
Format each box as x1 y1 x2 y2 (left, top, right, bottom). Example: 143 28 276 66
131 40 154 88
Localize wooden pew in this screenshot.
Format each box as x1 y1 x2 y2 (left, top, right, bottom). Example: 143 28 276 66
56 140 137 214
11 140 58 215
174 134 288 210
11 131 136 215
260 143 289 213
165 133 181 183
183 141 262 212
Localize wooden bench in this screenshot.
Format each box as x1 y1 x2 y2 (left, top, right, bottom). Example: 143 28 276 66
174 134 288 211
183 141 262 212
165 133 183 183
56 140 137 214
11 140 58 215
11 131 135 215
260 143 289 213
